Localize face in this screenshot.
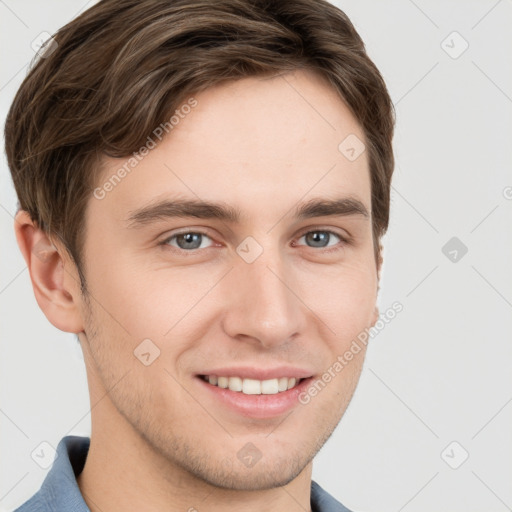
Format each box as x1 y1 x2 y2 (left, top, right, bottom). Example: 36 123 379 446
74 69 379 490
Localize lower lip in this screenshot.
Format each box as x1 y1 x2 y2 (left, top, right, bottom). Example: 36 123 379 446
195 376 314 419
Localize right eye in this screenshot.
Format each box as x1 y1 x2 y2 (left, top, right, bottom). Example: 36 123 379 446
160 231 215 252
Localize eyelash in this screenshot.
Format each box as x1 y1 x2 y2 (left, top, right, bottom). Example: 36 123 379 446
158 228 350 255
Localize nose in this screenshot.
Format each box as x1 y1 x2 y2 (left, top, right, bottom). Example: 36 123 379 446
221 245 306 349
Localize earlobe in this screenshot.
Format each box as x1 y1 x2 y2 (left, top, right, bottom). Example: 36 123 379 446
14 210 84 334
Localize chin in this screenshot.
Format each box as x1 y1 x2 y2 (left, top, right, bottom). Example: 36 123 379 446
193 455 307 491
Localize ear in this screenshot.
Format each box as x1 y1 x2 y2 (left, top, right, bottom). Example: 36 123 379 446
376 240 384 283
14 210 85 333
371 241 384 326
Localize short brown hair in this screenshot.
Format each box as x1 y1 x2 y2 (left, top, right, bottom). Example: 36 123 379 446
5 0 395 289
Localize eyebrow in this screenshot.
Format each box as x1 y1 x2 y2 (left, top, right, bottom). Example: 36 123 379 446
125 196 369 228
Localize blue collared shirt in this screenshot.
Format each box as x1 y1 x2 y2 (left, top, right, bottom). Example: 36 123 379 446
13 436 352 512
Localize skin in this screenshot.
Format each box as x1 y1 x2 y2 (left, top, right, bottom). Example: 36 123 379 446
15 68 381 512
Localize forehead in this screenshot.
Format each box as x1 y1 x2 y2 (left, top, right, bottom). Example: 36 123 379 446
93 69 371 224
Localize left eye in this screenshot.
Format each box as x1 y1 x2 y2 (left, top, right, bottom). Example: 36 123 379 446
295 230 342 249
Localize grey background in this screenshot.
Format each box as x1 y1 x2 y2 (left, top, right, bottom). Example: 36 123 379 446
1 1 511 511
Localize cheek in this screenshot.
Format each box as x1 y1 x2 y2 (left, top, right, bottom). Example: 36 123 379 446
82 256 226 375
83 254 175 337
300 261 377 335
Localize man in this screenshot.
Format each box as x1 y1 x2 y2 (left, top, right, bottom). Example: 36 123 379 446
6 0 394 510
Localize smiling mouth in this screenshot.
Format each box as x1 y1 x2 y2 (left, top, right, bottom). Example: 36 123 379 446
198 375 304 395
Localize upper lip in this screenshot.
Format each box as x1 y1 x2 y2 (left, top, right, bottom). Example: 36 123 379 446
197 366 314 380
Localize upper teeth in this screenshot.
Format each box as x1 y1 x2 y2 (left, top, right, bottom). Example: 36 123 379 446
204 375 300 394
